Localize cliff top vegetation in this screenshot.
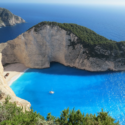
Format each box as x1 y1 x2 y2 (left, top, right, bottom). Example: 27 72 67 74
0 96 120 125
29 21 125 54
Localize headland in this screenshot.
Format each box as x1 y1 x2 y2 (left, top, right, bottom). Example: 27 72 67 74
0 8 25 27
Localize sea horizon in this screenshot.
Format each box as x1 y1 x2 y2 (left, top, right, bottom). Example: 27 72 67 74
0 3 125 43
1 3 125 124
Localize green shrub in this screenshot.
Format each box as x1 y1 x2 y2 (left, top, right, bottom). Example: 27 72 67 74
0 96 44 125
0 97 120 125
28 21 125 53
53 108 120 125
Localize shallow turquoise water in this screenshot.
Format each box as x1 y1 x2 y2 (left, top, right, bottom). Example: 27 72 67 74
10 63 125 124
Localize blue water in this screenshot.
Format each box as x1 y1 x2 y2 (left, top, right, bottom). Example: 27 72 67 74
0 3 125 124
11 63 125 124
0 4 125 42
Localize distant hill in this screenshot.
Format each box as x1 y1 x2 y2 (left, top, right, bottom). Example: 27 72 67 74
1 21 125 71
0 8 25 27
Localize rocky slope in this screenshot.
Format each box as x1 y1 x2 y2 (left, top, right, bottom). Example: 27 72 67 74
0 8 25 27
0 53 31 111
0 22 125 71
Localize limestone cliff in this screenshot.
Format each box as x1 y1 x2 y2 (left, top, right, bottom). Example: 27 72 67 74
0 8 25 27
0 22 125 71
0 53 31 111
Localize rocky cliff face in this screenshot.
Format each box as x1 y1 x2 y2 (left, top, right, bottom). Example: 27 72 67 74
0 8 25 27
0 53 31 111
0 25 125 71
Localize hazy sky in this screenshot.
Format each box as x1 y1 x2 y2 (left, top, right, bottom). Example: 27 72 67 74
1 0 125 5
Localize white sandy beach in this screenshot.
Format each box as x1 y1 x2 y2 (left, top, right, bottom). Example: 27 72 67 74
4 63 29 86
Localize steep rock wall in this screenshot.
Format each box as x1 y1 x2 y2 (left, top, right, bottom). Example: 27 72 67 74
0 53 31 111
1 25 125 71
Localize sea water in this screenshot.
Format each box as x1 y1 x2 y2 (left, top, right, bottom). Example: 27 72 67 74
0 3 125 124
0 4 125 42
10 63 125 124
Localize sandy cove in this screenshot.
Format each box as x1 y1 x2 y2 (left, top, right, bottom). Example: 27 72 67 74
3 63 29 86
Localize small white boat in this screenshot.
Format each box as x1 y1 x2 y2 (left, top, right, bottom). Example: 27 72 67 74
49 91 54 94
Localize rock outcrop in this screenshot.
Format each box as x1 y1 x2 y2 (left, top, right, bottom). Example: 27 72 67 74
0 8 25 27
0 53 31 111
0 23 125 71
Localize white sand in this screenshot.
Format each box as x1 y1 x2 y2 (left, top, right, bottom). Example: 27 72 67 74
4 63 29 86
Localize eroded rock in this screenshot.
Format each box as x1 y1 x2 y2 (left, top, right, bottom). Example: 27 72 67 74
0 8 25 27
0 25 125 71
0 53 31 111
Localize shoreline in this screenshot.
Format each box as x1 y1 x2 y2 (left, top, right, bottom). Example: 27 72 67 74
3 63 29 86
8 68 29 86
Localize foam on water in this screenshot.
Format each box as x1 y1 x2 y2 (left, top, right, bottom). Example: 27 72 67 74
8 68 29 86
10 63 125 124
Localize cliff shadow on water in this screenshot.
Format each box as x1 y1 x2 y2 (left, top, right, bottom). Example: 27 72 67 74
25 62 119 76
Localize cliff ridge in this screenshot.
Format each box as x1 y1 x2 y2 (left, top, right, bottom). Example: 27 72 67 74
0 22 125 71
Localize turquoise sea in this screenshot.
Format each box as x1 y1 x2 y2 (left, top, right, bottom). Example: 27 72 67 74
0 3 125 124
10 63 125 124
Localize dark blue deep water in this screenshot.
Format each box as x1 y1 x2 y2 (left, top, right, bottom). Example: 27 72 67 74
0 4 125 42
0 3 125 124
